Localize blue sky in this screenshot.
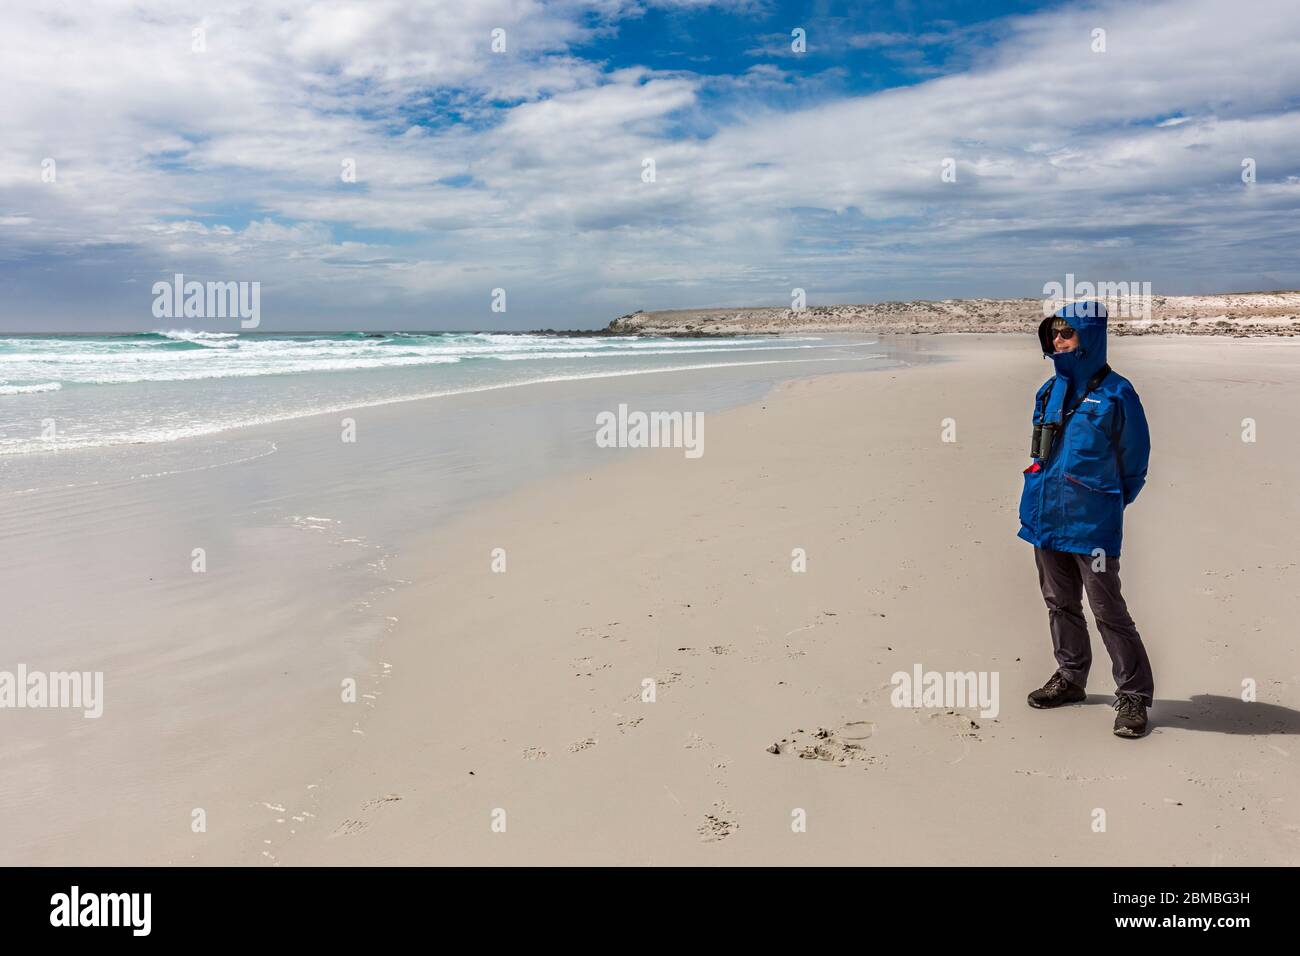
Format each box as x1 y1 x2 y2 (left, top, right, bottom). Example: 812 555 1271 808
580 0 1025 90
2 0 1299 331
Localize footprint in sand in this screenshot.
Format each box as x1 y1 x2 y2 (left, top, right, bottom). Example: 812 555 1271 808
928 710 983 739
522 747 549 760
572 655 612 677
626 672 683 702
330 818 369 837
697 800 738 843
769 722 878 766
567 737 598 753
360 794 402 810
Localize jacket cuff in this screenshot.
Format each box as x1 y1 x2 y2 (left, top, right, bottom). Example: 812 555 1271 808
1122 480 1144 506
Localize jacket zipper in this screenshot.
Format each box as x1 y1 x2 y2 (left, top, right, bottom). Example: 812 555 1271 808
1037 447 1049 532
1037 383 1106 539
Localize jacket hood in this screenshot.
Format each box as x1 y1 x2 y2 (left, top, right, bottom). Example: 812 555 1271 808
1038 300 1108 387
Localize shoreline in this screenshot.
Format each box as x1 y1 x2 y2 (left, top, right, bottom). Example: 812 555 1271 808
0 332 886 466
0 335 925 865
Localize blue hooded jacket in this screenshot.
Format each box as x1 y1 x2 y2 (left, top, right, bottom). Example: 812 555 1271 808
1017 301 1150 558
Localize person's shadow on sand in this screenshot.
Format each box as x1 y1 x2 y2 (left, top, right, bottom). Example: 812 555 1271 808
1082 694 1300 735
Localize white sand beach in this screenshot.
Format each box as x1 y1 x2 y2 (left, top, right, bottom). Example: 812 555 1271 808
178 334 1300 865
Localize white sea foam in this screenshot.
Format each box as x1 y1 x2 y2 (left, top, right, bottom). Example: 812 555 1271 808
0 332 883 459
27 354 465 385
0 332 841 388
0 382 62 395
0 353 883 457
155 329 239 345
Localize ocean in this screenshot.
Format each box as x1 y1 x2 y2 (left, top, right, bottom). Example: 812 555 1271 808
0 330 883 457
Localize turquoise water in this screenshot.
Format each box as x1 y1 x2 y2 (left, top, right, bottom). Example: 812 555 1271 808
0 330 884 456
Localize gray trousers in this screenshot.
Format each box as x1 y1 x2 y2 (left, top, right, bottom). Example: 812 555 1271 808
1033 547 1154 705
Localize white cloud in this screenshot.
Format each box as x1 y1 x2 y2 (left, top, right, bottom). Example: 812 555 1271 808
2 0 1299 329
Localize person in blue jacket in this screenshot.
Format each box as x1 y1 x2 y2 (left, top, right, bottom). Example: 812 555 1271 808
1018 300 1154 737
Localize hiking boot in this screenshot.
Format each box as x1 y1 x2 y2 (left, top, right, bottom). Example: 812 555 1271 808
1113 693 1149 738
1027 672 1086 709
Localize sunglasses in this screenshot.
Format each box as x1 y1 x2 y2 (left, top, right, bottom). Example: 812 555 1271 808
1053 327 1076 340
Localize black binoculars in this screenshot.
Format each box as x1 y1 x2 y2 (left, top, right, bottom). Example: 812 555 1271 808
1031 422 1057 460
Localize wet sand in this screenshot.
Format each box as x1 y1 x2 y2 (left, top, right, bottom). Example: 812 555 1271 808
0 338 922 864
